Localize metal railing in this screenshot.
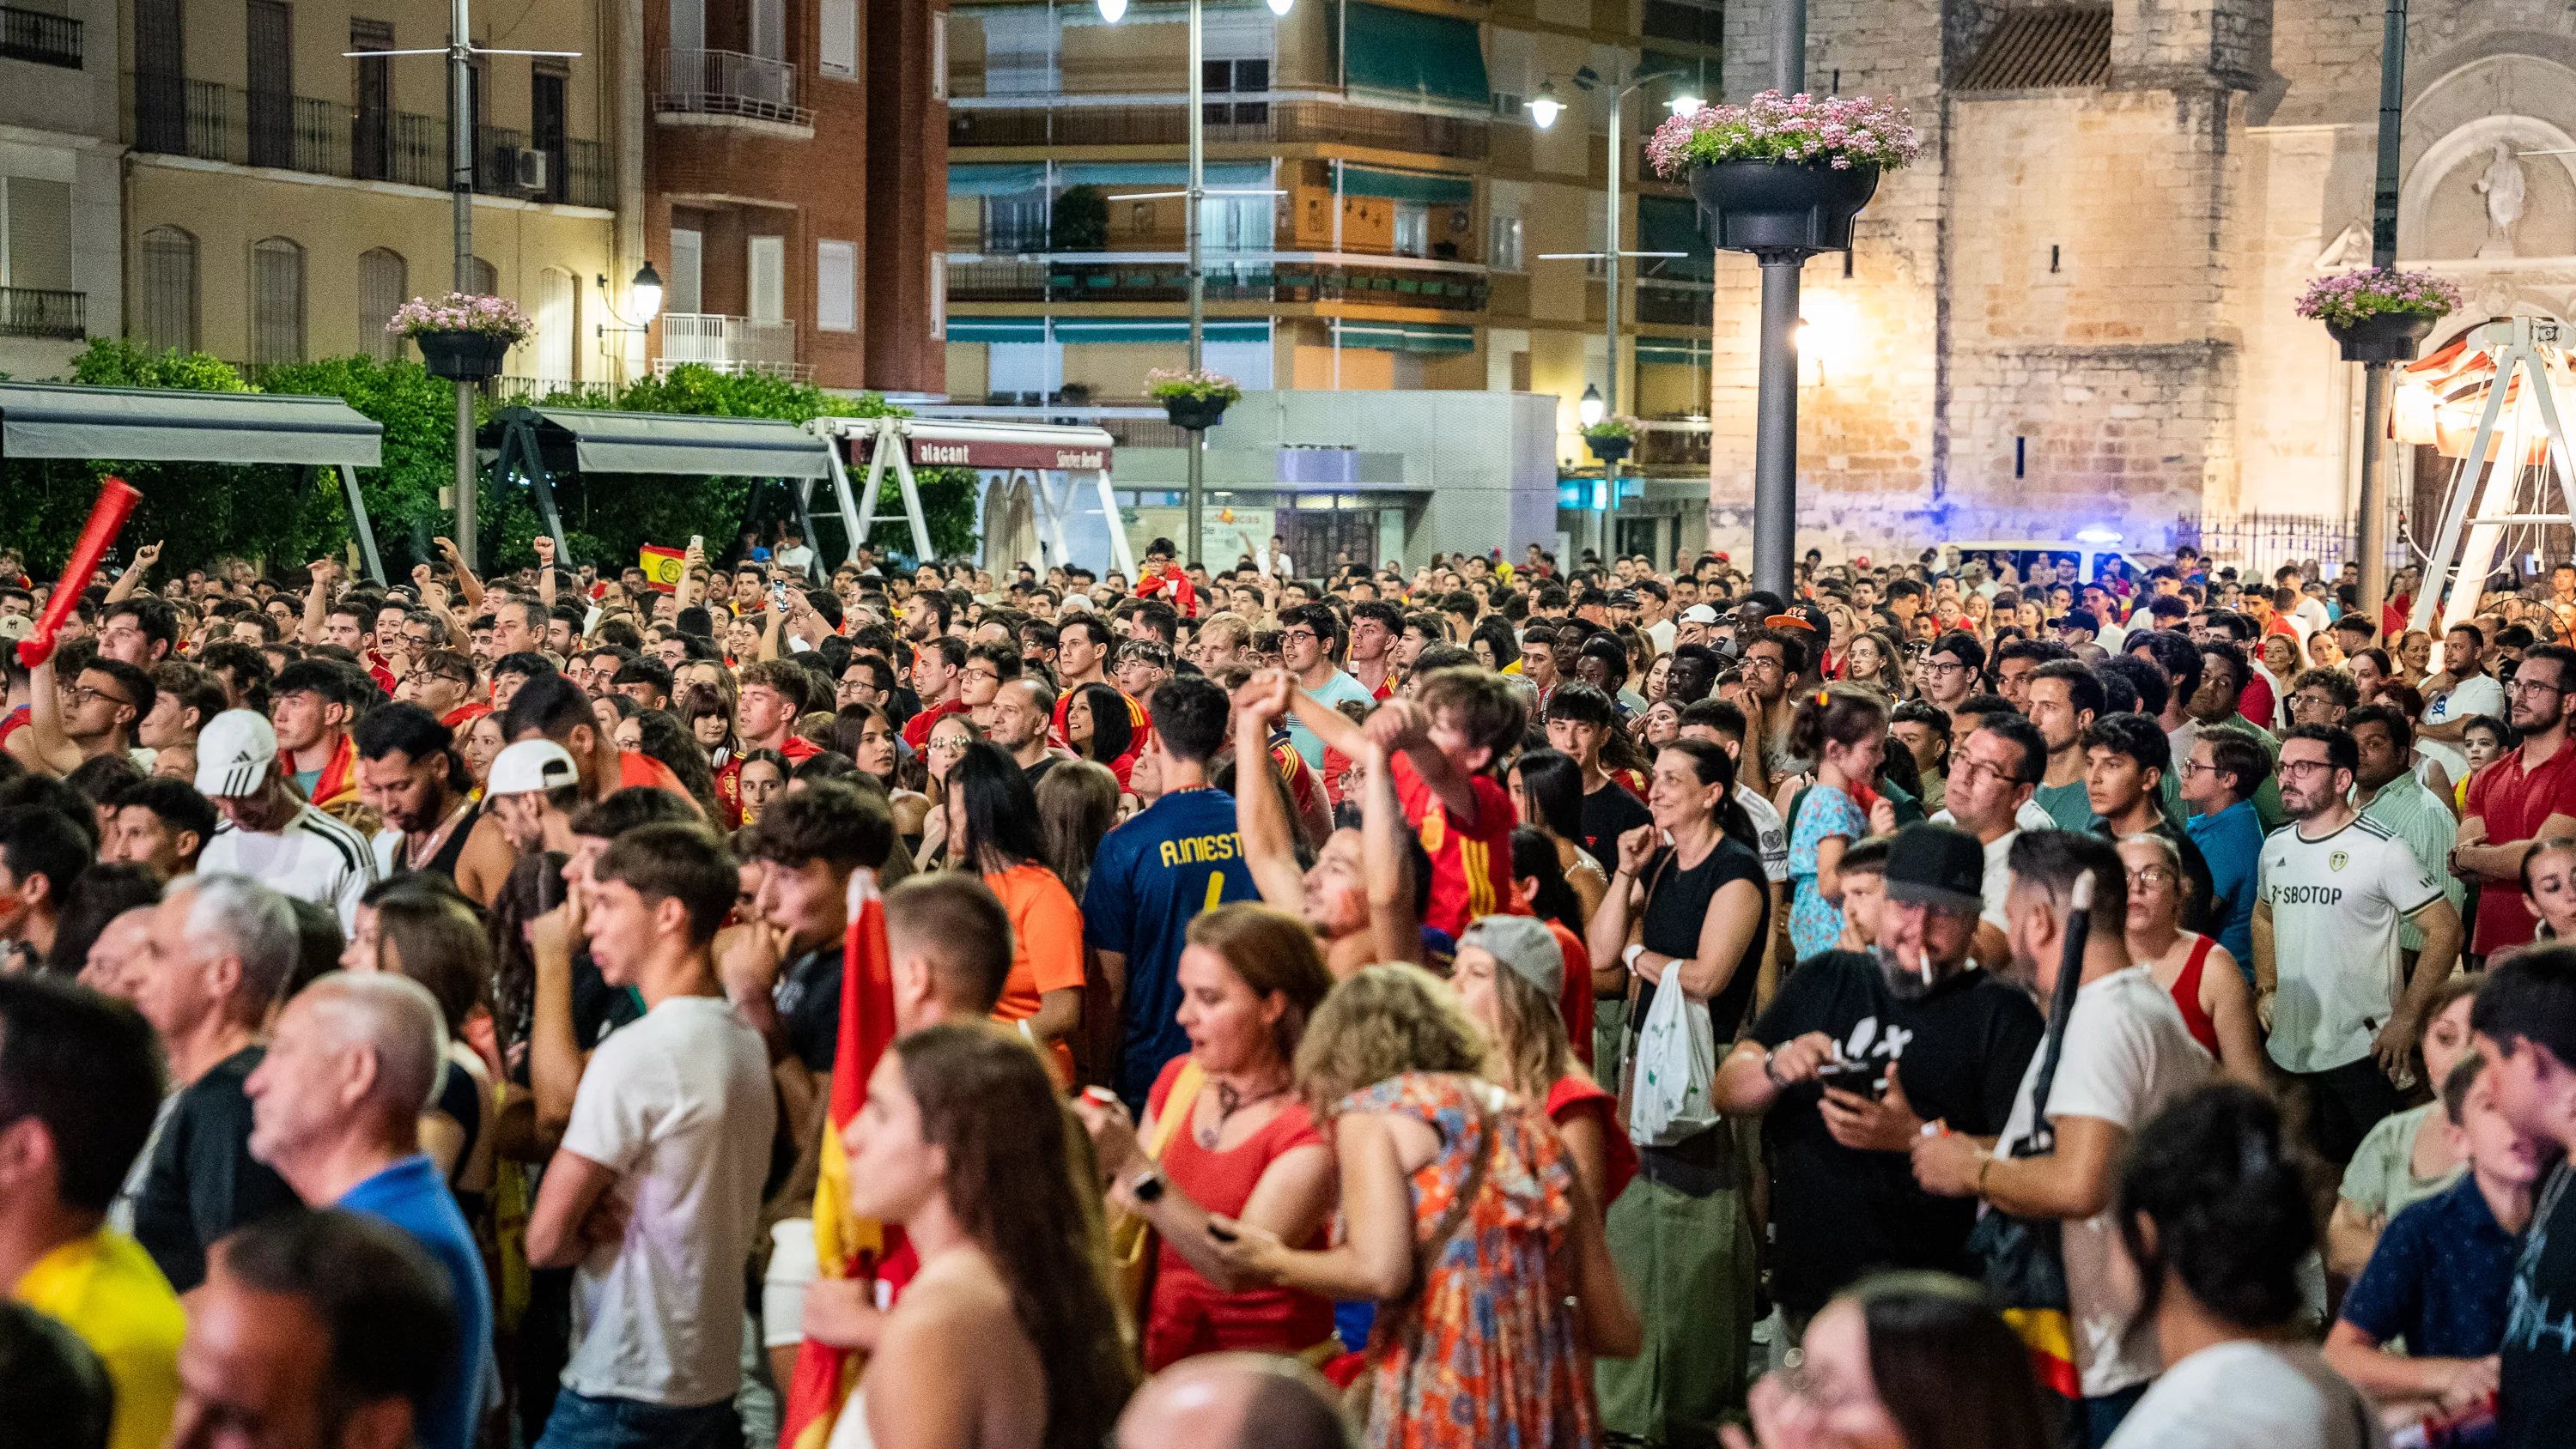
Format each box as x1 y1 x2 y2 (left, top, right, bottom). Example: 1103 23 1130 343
0 4 80 68
129 74 607 203
0 286 84 338
950 97 1489 161
653 48 810 126
945 256 1489 311
657 312 805 378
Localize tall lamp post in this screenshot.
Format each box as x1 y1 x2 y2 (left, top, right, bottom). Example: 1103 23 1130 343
2355 0 2407 615
1532 69 1700 569
1097 0 1293 568
1752 0 1807 600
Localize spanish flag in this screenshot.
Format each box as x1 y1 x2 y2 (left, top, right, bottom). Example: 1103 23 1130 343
639 544 687 593
780 868 915 1449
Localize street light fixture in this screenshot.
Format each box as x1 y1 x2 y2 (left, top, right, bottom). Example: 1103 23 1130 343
1579 385 1607 429
595 261 666 339
1096 0 1292 567
1528 82 1564 130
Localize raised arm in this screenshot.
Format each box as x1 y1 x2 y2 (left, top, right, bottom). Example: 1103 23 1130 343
434 537 483 611
103 542 161 605
1233 676 1308 909
21 656 84 775
1360 739 1421 966
299 558 337 645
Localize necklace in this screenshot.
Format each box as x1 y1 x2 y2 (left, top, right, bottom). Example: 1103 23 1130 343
404 797 474 870
1195 1074 1293 1150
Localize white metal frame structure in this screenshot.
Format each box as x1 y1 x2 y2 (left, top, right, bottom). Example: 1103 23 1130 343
2407 316 2576 634
806 415 1127 574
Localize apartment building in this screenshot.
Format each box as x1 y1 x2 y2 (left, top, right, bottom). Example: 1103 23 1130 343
121 0 622 388
641 0 945 391
0 0 122 380
938 0 1719 559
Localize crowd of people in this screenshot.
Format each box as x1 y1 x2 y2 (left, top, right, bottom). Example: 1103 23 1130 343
4 527 2576 1449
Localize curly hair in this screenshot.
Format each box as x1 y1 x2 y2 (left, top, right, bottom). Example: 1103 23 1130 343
1293 962 1489 1113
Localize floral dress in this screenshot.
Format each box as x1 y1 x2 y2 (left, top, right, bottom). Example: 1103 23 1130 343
1787 782 1867 960
1339 1071 1597 1449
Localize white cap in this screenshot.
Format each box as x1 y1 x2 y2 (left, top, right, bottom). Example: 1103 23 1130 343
195 710 278 797
1680 603 1721 624
489 739 579 797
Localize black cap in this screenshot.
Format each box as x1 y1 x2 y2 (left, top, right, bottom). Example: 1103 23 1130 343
1885 823 1985 914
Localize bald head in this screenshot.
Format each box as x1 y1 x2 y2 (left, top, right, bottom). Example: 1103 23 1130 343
307 973 448 1113
246 972 447 1196
1114 1354 1352 1449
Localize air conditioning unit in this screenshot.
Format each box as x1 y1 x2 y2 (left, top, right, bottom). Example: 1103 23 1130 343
507 147 549 194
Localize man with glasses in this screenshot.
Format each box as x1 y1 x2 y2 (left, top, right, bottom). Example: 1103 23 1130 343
2178 730 2270 964
1274 603 1370 768
2255 724 2464 1163
958 641 1020 732
1729 629 1803 803
2284 666 2358 732
1716 823 2044 1340
21 653 155 775
2456 643 2576 962
1920 628 1985 737
396 648 485 731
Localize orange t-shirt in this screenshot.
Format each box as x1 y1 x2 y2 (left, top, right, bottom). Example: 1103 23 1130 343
987 861 1089 1079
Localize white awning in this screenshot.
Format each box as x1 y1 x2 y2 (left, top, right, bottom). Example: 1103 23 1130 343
812 415 1114 471
513 407 835 477
0 382 383 467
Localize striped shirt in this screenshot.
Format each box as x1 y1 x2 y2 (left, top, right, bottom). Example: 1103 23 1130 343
197 802 380 932
2356 769 2464 954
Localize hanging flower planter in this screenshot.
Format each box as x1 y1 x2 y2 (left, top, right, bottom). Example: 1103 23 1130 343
1583 416 1637 464
2296 269 2459 364
390 293 535 381
1649 90 1920 255
1147 367 1240 432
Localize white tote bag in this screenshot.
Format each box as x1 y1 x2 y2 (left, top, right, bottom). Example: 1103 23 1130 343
1627 975 1720 1147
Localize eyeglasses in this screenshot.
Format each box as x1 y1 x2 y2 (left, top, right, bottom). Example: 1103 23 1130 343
1743 656 1786 674
59 682 131 708
928 736 972 753
963 666 1002 682
2278 758 2339 778
2126 865 2174 886
1923 658 1970 676
1279 629 1320 644
2510 676 2567 697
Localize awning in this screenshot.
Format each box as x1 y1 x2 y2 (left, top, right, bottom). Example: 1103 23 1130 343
487 407 834 477
1059 161 1273 191
1051 318 1272 344
1344 3 1489 106
949 163 1048 197
820 415 1115 471
948 316 1048 343
0 381 382 467
1339 164 1473 207
1334 320 1475 355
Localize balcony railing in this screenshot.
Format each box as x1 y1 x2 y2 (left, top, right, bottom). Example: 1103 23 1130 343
657 313 807 379
950 96 1489 161
0 287 85 339
129 73 609 204
946 255 1489 312
654 48 811 126
1635 281 1713 326
0 4 79 68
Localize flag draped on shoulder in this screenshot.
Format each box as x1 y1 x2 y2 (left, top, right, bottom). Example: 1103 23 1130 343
780 867 914 1449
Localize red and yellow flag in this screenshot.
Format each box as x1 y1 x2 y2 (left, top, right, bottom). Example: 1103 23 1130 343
780 869 916 1449
639 544 687 593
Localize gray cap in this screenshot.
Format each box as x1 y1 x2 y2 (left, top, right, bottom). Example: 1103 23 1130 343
1459 914 1565 1000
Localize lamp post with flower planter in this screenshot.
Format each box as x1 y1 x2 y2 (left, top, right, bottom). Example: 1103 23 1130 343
2295 266 2458 610
1649 87 1918 597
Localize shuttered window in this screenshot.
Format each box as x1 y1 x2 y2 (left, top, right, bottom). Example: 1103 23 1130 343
3 177 71 291
252 237 305 366
538 266 576 383
359 246 406 361
748 235 784 322
817 239 855 331
139 226 197 351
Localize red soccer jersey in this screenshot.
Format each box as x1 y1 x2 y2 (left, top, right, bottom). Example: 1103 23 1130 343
1391 752 1526 937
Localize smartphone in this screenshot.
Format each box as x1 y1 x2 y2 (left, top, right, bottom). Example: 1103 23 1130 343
770 581 793 614
1816 1061 1886 1099
689 534 703 552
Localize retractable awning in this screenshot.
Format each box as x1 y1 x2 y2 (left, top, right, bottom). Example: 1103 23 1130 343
486 407 835 478
817 415 1114 471
0 381 383 466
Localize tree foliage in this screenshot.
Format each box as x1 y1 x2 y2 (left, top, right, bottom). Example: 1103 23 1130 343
0 345 981 578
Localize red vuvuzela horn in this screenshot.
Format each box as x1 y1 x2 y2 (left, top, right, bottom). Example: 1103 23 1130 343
18 476 142 669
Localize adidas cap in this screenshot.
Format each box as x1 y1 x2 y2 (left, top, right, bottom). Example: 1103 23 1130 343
195 710 279 798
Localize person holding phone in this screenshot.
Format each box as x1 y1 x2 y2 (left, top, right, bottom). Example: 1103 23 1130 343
1714 823 2047 1340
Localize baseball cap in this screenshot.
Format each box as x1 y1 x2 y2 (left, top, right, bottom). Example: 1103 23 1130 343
196 709 278 797
1766 603 1831 635
1883 824 1985 915
1680 603 1720 624
489 739 580 797
0 614 27 643
1458 914 1565 1000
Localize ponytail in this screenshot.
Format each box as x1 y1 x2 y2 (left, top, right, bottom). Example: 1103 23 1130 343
1788 685 1888 765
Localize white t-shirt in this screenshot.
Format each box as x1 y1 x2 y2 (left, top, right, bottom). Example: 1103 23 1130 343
2105 1342 2381 1449
1737 788 1789 883
196 802 380 931
2257 815 2444 1075
1996 966 2213 1399
2419 672 2506 778
1647 618 1677 654
560 994 776 1407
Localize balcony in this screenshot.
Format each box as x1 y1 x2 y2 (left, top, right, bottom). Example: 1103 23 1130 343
0 4 78 69
949 96 1489 161
0 287 83 339
1633 418 1711 470
656 313 808 379
653 48 810 128
127 75 612 208
946 254 1489 312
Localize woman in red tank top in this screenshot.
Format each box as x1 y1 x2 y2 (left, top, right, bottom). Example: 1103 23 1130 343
2117 834 2267 1087
1074 904 1339 1371
1450 913 1637 1210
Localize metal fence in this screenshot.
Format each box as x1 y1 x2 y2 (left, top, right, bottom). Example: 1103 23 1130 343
0 287 84 339
0 4 80 69
2172 511 2416 577
951 97 1490 161
653 48 810 126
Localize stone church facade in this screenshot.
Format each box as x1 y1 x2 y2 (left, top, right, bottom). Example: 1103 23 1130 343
1696 0 2573 563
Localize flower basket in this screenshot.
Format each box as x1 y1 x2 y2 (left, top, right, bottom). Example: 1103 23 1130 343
1690 160 1882 254
1163 393 1229 431
1587 433 1633 464
415 330 513 380
2325 312 2438 364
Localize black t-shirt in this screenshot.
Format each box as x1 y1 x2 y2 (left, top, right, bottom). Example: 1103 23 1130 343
2503 1161 2576 1448
1631 834 1771 1041
772 943 845 1073
1579 779 1654 865
568 949 646 1052
132 1046 303 1293
1749 951 2047 1314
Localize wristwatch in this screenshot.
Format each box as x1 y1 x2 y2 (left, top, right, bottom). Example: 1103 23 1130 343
1762 1048 1788 1089
1128 1166 1167 1204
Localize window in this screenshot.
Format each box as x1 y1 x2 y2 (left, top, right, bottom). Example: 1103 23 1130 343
247 1 292 169
1202 58 1269 126
532 68 568 203
750 0 784 61
930 12 946 99
359 247 406 361
252 236 305 367
817 240 856 331
469 255 497 295
985 194 1048 254
669 227 702 313
820 0 857 77
352 20 393 181
1487 210 1523 271
1208 193 1273 253
538 266 576 383
139 226 197 351
1392 202 1428 258
747 234 784 322
135 0 184 153
3 178 71 291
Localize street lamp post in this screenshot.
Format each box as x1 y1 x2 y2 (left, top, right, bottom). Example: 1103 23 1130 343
1098 0 1292 570
1752 0 1807 600
2356 0 2407 616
